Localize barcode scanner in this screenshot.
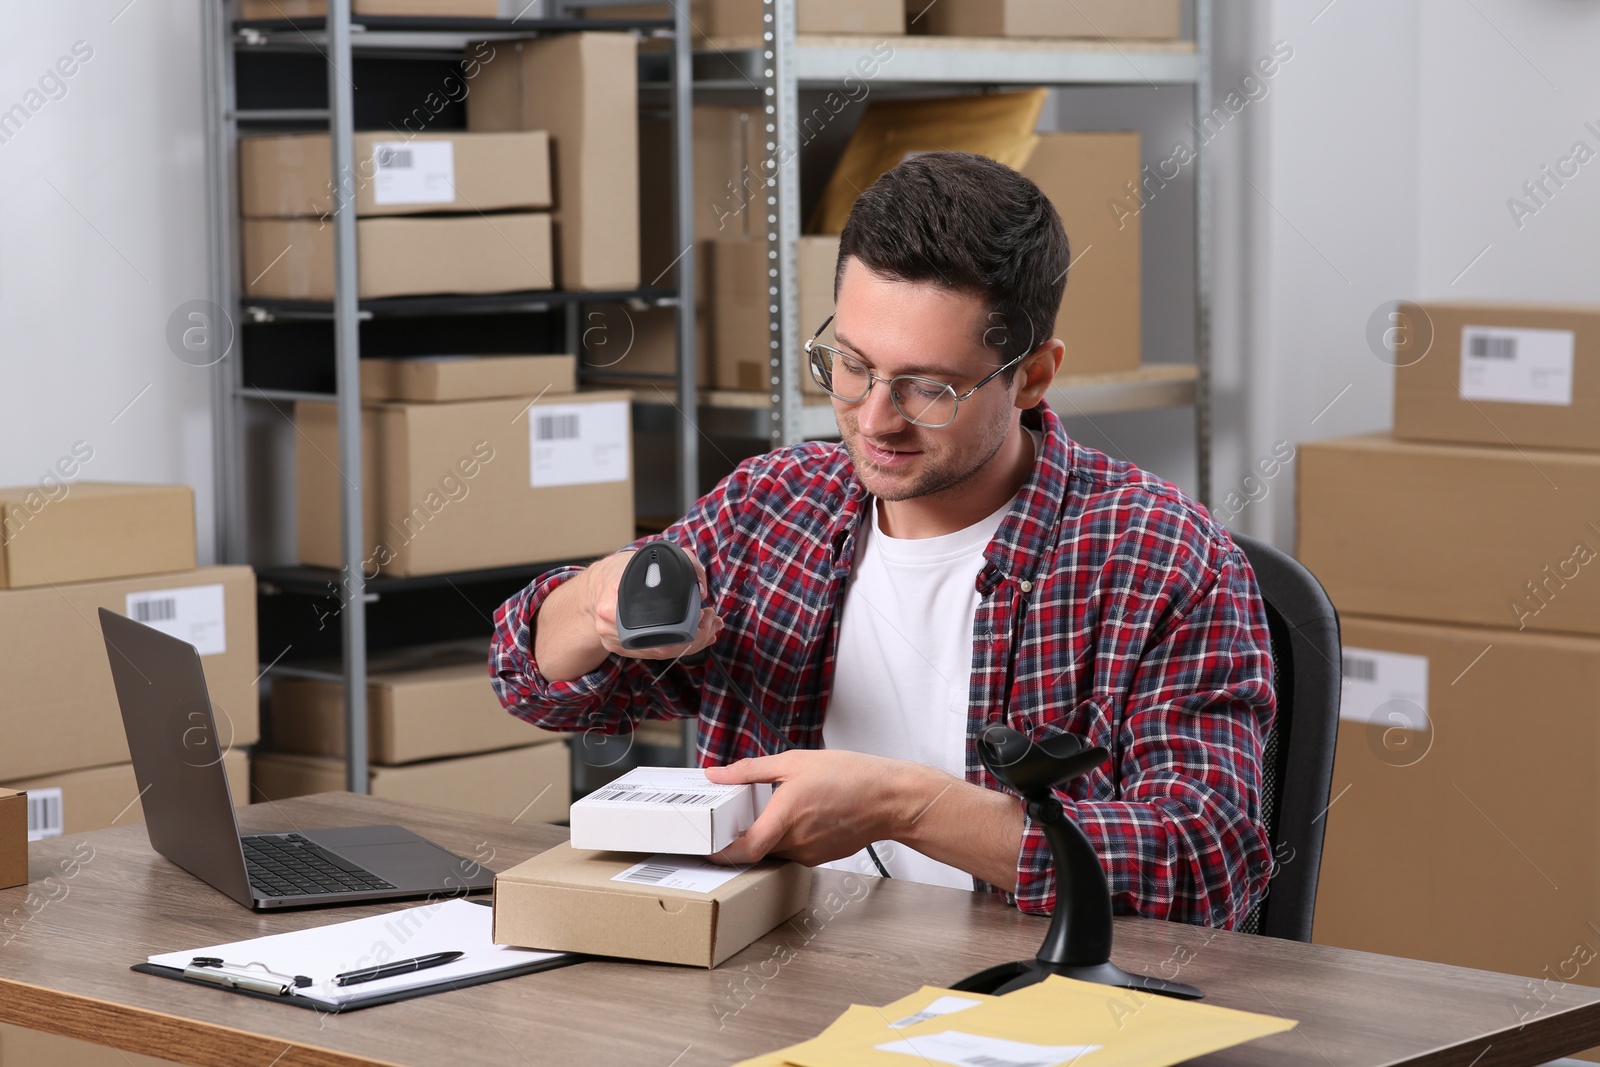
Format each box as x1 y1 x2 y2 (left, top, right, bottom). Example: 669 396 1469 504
611 539 893 880
616 540 703 650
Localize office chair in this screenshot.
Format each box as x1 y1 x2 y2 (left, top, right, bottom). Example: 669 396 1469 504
1228 532 1341 942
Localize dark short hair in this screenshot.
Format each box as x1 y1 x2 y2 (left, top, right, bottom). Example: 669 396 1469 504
835 151 1069 368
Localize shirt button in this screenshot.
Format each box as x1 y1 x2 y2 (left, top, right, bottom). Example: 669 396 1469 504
1019 580 1033 593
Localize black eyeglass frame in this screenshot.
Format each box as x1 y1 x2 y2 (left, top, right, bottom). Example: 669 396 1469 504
803 314 1025 429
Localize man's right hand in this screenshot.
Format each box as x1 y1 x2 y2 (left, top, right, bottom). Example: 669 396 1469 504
533 548 724 683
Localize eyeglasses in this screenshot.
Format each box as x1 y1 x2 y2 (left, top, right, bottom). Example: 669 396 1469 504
804 315 1023 429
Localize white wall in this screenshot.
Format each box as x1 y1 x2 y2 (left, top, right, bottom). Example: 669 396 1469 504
0 3 215 562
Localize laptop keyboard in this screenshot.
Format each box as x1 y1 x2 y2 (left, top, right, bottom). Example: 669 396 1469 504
243 833 396 898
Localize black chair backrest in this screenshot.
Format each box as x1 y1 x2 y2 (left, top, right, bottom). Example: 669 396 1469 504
1228 532 1341 942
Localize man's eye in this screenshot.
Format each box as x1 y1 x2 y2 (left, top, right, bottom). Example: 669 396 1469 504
904 380 949 401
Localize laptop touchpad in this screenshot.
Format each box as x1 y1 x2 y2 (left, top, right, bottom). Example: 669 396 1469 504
336 841 471 884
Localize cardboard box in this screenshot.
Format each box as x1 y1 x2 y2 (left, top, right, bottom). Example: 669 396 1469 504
359 355 576 402
0 1025 183 1067
569 767 771 854
579 303 711 387
813 90 1046 235
469 34 639 291
0 789 23 890
493 841 813 967
1 751 249 838
640 107 767 269
713 236 833 396
1314 616 1600 995
0 483 195 590
239 131 551 219
250 743 570 824
1392 301 1600 451
296 391 634 577
270 645 564 764
582 1 903 38
0 566 258 781
1021 133 1142 376
242 214 554 301
922 0 1181 39
239 0 499 17
1297 434 1600 637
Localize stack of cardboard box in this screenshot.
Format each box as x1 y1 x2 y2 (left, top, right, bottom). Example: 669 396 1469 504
295 355 635 577
911 0 1180 39
1301 303 1600 1000
252 642 569 824
0 482 255 838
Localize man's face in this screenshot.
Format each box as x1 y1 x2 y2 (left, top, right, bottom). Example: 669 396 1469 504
829 257 1019 503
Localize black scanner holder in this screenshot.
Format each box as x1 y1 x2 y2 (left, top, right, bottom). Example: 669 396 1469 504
953 724 1202 1000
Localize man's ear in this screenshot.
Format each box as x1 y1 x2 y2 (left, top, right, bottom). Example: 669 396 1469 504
1015 339 1064 410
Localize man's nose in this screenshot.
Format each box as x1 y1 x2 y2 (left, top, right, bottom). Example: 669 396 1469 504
856 377 907 438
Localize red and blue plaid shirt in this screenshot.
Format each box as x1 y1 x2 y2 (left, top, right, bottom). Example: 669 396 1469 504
491 402 1276 926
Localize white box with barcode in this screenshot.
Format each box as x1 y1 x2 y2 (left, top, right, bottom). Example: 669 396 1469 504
568 767 771 856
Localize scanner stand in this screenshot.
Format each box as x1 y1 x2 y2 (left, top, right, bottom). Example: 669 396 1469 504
952 734 1202 1000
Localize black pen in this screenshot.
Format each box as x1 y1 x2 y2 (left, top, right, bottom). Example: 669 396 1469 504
333 951 464 987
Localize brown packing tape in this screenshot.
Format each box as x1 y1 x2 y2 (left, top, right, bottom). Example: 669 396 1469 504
811 89 1047 235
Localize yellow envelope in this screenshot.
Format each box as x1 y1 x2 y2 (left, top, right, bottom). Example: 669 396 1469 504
733 986 998 1067
783 976 1296 1067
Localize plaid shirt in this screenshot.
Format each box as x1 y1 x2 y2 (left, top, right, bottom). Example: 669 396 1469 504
491 402 1275 926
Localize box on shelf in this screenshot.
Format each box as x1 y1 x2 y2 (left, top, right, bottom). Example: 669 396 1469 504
270 645 564 764
712 236 834 396
812 89 1046 235
493 841 813 968
1392 301 1600 451
579 303 710 386
0 789 23 890
469 33 639 291
242 214 553 301
581 1 903 38
359 355 576 402
1 751 250 839
0 566 258 781
1314 615 1600 992
239 0 500 17
639 107 766 266
296 391 634 577
921 0 1181 39
250 743 570 824
238 131 551 219
568 767 772 855
0 483 194 590
1021 132 1142 376
1297 434 1600 637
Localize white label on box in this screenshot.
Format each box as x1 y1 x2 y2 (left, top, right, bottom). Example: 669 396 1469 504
1459 325 1575 406
371 140 456 206
1340 646 1429 728
875 1031 1101 1067
125 584 227 656
26 787 63 842
612 855 743 894
888 996 985 1030
528 400 629 488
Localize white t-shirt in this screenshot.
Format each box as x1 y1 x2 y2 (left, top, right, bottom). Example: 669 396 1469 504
821 452 1033 889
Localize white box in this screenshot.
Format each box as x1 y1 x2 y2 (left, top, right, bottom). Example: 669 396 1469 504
568 767 770 855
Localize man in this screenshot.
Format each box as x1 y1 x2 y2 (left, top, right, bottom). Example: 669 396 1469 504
491 151 1276 927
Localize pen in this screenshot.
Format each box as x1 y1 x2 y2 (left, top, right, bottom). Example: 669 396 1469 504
333 951 464 987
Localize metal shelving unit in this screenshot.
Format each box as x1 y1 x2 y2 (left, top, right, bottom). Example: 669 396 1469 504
676 0 1214 501
202 0 699 791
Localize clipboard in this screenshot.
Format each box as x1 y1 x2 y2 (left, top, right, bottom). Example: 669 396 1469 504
134 898 584 1013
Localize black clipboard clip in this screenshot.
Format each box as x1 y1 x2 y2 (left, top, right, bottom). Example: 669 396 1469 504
184 957 312 996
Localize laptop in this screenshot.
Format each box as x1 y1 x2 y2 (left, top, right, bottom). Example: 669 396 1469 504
99 608 495 910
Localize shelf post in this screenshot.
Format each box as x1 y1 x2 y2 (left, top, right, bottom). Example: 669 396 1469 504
328 0 370 794
764 0 803 448
1193 0 1214 507
671 0 699 517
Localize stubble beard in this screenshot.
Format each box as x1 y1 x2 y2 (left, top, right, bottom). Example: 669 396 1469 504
840 408 1014 504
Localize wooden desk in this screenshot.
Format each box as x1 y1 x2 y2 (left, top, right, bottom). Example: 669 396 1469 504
0 793 1595 1067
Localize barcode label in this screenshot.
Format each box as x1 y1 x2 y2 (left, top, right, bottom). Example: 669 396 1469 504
1459 325 1574 406
611 854 742 894
535 413 580 441
132 597 177 624
1343 655 1377 683
125 584 227 656
375 147 413 169
617 863 678 885
875 1030 1100 1067
1467 333 1516 360
27 787 63 841
371 140 455 206
588 789 720 805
